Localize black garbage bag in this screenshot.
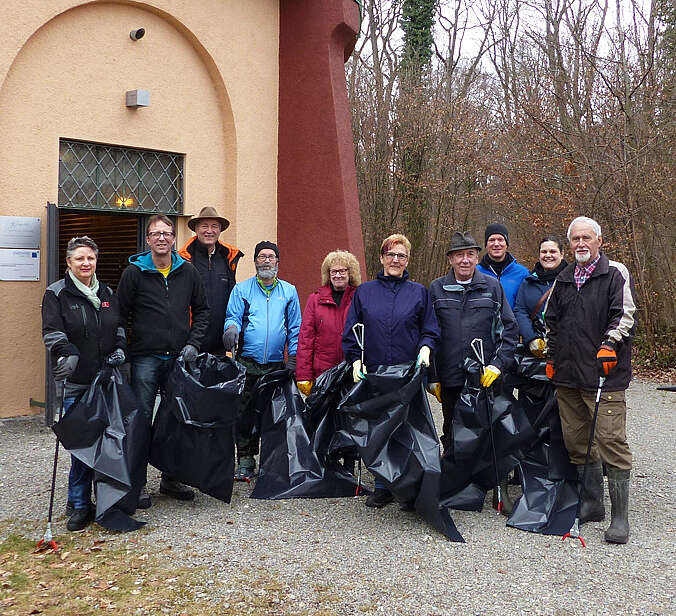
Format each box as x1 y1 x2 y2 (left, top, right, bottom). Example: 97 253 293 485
440 359 536 512
52 367 148 531
250 368 360 499
505 354 578 535
150 354 245 503
336 363 464 542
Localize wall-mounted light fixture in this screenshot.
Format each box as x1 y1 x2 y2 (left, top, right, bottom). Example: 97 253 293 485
130 28 145 41
126 90 150 108
115 196 135 207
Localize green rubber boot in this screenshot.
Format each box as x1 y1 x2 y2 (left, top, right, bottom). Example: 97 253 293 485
576 462 606 523
604 467 630 544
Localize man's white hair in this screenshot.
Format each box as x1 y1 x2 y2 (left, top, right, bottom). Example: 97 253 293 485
567 216 602 240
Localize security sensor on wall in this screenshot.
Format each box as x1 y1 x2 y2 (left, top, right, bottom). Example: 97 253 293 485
130 28 145 41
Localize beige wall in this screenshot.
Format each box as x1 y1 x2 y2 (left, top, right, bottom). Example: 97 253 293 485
0 0 279 417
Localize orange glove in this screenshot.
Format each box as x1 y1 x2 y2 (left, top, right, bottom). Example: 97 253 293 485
597 342 618 376
545 360 555 380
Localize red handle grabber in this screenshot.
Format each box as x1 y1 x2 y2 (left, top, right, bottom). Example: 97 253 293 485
36 524 59 553
562 519 586 548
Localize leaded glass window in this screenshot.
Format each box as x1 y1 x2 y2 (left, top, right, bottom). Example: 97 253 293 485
58 140 184 214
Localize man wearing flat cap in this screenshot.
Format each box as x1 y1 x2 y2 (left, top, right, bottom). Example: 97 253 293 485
222 241 301 481
179 207 243 355
428 231 519 510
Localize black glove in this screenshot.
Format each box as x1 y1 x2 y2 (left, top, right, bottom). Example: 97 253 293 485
286 355 296 375
53 355 79 380
106 348 126 366
222 325 239 352
181 344 198 363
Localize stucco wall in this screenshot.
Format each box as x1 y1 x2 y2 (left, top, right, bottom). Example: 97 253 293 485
0 0 279 417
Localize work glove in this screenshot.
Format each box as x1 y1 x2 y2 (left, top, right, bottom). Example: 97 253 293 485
529 338 546 359
597 341 618 376
106 348 126 366
352 360 367 383
545 360 555 380
181 344 198 363
297 381 313 397
416 345 431 367
53 355 79 380
222 325 239 352
286 355 297 375
480 365 501 388
426 382 442 403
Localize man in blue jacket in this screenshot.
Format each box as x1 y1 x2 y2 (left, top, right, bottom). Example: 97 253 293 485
222 241 301 481
476 223 529 309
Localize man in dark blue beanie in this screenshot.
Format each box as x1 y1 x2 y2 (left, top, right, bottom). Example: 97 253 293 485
477 223 528 309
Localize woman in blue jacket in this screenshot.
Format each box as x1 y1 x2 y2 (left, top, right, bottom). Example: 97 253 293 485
513 235 567 356
342 234 440 508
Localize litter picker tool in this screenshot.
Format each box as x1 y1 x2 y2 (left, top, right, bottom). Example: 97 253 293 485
36 376 67 552
562 375 606 547
351 323 365 496
470 337 503 514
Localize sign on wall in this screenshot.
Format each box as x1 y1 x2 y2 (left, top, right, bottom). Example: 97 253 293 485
0 216 41 280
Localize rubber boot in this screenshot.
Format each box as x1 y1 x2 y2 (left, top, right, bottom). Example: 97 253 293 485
491 480 514 516
576 462 606 523
604 467 630 544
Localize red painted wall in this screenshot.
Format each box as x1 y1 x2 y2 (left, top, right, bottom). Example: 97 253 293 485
278 0 366 307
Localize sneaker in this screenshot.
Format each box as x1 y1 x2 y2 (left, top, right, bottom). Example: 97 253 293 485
159 478 195 501
234 465 255 483
137 488 152 510
67 508 93 532
365 488 394 508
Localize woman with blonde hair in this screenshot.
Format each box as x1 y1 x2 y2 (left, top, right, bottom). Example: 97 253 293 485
296 250 362 395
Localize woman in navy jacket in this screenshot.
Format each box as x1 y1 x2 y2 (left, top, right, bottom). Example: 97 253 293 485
513 235 567 356
342 234 440 507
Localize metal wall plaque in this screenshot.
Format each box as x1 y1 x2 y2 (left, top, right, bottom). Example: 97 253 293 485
0 249 40 281
0 216 41 249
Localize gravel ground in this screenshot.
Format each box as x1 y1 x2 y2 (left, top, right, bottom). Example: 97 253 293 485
1 380 674 615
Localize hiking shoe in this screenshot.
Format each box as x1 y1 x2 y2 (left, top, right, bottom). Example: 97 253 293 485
67 508 93 532
137 488 152 509
159 478 195 501
65 500 74 517
234 466 255 483
365 488 394 508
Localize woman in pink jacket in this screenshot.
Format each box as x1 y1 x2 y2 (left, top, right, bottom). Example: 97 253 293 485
296 250 362 395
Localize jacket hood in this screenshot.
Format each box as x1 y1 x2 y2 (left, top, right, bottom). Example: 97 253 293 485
177 236 243 268
128 250 185 273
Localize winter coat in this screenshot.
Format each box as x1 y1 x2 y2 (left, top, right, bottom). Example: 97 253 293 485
342 270 440 369
42 274 126 385
513 272 555 344
178 237 243 353
224 276 301 364
117 250 210 358
296 285 356 381
429 269 519 387
544 253 637 392
477 254 529 309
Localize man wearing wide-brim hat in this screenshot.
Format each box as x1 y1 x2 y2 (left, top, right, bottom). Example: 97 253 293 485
179 207 243 354
427 231 519 511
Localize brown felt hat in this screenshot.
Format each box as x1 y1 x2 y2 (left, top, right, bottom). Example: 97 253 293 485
187 206 230 232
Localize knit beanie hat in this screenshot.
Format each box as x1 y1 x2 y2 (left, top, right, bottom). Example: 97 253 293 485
254 241 279 259
484 223 509 246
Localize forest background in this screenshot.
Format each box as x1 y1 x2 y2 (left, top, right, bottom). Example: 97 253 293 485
346 0 675 366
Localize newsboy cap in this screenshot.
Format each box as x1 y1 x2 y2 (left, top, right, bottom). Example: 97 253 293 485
188 206 230 232
446 231 481 255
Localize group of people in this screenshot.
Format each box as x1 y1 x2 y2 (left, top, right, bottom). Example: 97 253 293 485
42 209 636 545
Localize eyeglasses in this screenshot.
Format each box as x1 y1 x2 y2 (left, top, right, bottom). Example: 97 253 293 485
384 252 408 261
147 231 175 239
256 254 278 263
329 268 348 277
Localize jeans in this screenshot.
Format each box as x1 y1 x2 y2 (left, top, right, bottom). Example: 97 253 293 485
63 396 93 510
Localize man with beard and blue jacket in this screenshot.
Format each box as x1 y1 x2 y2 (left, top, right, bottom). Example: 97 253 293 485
117 214 210 507
222 241 301 481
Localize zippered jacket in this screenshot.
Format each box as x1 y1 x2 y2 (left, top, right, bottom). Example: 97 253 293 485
178 237 243 353
224 276 301 364
342 270 440 369
477 254 529 308
513 272 555 344
544 253 637 392
42 275 126 385
429 269 518 387
117 250 210 358
296 284 356 381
